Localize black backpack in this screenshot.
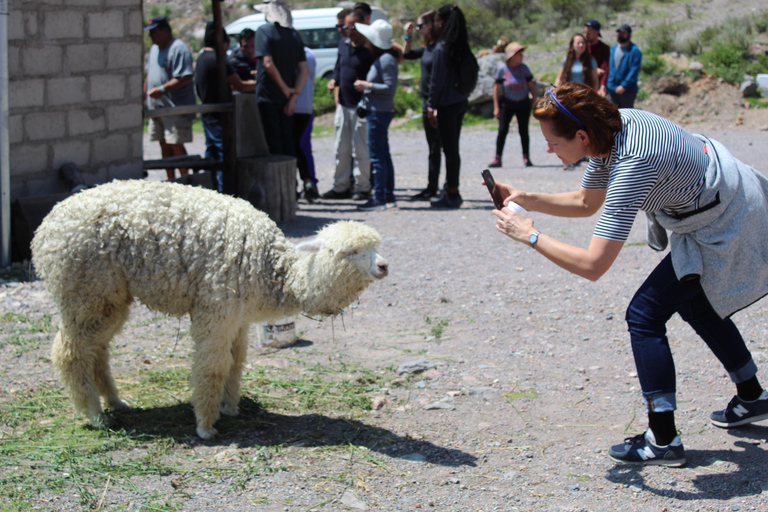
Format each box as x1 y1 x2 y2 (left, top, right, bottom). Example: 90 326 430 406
455 50 479 95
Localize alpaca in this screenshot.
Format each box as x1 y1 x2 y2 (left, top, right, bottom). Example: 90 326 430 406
31 180 388 439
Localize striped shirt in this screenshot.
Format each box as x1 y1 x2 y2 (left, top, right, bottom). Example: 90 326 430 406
582 109 709 241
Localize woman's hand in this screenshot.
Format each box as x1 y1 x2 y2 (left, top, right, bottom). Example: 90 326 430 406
404 22 414 38
353 79 369 92
493 106 500 120
492 205 535 244
491 180 524 207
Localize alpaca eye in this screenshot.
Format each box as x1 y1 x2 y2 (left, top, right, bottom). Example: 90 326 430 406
344 250 359 257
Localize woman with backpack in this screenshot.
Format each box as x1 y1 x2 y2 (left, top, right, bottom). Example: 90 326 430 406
487 42 537 169
427 4 472 209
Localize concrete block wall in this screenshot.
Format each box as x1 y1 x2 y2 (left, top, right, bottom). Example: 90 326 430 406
8 0 144 200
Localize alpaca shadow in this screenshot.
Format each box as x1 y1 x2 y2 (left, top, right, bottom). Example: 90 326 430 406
109 397 477 468
604 425 768 501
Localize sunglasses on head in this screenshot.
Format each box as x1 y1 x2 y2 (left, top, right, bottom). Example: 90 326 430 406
545 87 586 130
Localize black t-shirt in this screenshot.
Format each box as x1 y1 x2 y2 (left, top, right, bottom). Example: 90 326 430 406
195 49 235 105
332 38 373 108
253 23 306 106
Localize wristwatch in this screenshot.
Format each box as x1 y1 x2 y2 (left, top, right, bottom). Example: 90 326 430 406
528 231 541 248
160 85 167 93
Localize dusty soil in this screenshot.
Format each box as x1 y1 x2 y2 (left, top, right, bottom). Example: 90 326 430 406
3 101 768 510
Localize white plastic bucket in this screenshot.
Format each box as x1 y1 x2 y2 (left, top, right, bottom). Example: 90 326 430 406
258 317 297 348
756 74 768 93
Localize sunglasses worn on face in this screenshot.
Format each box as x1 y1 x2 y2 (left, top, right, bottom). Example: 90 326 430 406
342 25 356 31
336 24 344 29
417 22 426 28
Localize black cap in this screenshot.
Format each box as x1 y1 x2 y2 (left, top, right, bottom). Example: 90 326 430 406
584 19 601 35
145 16 170 31
617 24 632 34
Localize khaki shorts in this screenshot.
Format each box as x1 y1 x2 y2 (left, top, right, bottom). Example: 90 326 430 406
148 116 193 144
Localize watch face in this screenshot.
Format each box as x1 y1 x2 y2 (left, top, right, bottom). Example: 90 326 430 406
529 232 539 246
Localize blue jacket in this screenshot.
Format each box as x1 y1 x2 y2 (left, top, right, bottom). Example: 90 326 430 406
607 42 641 94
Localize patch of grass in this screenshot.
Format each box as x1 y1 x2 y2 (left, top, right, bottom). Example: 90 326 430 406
744 97 768 109
0 313 54 353
424 316 449 339
0 359 392 507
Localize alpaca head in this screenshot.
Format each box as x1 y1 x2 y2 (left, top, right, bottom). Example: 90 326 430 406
291 221 388 315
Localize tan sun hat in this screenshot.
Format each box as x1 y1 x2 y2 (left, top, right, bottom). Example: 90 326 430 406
255 0 292 28
504 41 526 61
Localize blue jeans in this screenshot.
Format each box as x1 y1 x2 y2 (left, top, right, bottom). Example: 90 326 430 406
626 253 758 413
367 110 395 201
201 114 224 192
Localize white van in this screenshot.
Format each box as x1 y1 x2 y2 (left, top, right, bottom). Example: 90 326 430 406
225 7 342 80
225 6 387 80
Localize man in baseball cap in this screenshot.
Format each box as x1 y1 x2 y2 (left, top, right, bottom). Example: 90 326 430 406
583 19 610 96
607 23 642 108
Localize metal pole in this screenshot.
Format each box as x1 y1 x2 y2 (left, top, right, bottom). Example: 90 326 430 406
0 0 11 268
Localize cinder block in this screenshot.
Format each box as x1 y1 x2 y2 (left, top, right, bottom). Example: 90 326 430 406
92 133 129 164
9 79 45 109
22 45 63 76
8 11 24 40
26 112 66 141
127 9 143 36
131 131 143 158
127 73 143 100
107 103 142 131
47 77 88 106
24 11 39 38
53 140 91 169
106 0 138 6
66 44 105 73
44 11 84 40
90 74 125 102
10 144 49 176
8 46 20 80
68 108 106 136
88 11 124 39
10 116 23 145
107 41 142 69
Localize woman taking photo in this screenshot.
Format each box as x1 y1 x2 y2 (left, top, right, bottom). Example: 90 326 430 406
555 33 598 90
490 82 768 466
353 20 399 211
487 42 537 169
427 4 471 209
403 10 444 201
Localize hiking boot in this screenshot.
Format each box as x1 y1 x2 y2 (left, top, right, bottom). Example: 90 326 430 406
487 155 502 168
710 390 768 428
411 188 438 200
320 188 352 200
357 198 388 211
608 429 686 467
430 193 463 209
352 190 371 201
523 155 533 167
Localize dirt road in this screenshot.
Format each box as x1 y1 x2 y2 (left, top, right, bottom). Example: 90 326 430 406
3 119 768 511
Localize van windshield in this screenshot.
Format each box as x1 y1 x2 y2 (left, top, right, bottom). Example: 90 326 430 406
298 27 340 50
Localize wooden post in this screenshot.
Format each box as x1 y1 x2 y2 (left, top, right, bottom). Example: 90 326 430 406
212 0 236 195
237 155 297 223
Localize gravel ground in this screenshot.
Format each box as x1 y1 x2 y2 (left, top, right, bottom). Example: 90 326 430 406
3 113 768 511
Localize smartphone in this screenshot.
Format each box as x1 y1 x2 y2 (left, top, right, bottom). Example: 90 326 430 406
481 169 505 210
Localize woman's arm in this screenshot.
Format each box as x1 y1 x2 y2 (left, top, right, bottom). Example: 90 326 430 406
555 66 565 87
495 180 606 217
494 207 624 281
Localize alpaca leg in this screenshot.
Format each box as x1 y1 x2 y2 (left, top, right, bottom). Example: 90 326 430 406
190 319 238 439
52 327 106 428
91 298 132 410
220 324 249 417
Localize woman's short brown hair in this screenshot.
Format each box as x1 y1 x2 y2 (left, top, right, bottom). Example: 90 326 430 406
532 82 622 155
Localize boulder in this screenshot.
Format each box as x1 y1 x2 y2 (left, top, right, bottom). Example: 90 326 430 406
740 78 760 98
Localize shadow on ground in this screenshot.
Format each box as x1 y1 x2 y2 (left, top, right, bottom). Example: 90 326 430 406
108 396 477 468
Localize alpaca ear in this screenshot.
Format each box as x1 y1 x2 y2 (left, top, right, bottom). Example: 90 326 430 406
296 238 325 253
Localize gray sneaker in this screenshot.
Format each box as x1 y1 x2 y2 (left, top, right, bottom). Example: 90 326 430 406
608 429 686 467
711 390 768 428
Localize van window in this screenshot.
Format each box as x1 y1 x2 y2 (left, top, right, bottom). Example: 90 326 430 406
297 28 340 50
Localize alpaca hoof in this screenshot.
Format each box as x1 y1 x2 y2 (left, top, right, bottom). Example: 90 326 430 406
108 398 130 411
88 412 110 429
219 404 239 417
197 425 219 440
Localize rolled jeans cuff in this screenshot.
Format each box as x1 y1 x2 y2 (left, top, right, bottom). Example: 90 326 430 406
643 391 676 413
730 358 758 384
